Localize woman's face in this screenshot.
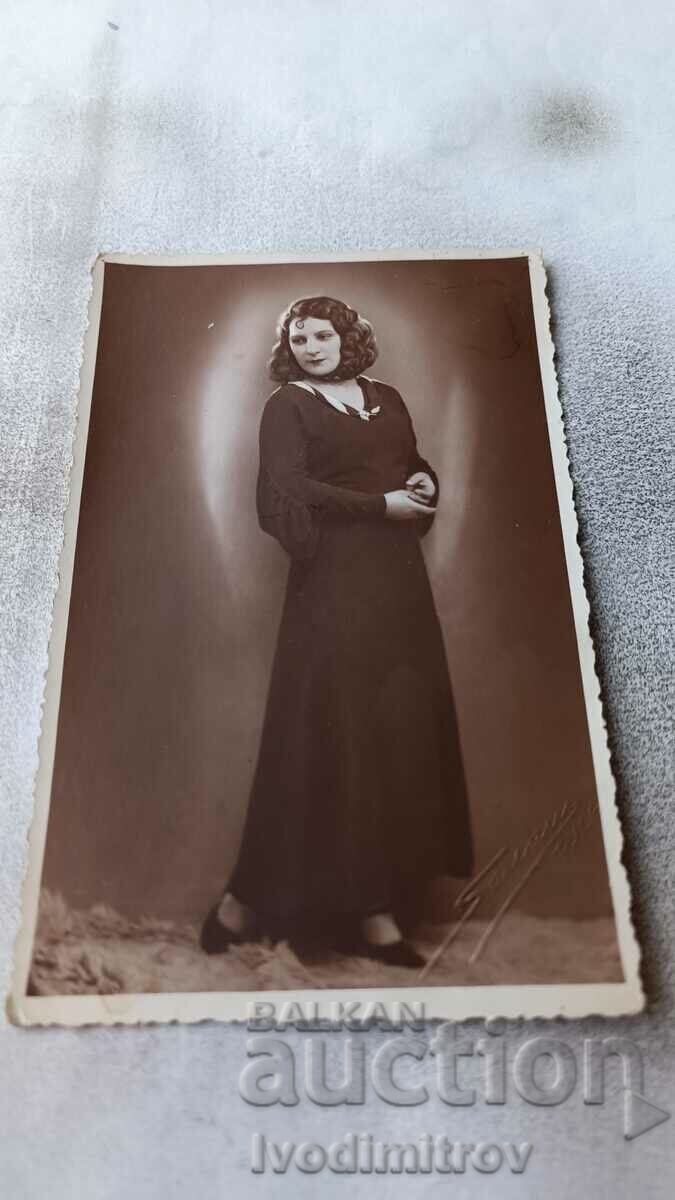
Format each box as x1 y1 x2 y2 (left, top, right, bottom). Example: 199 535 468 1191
288 317 342 378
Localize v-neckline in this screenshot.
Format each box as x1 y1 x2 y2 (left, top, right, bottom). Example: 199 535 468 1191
294 377 381 421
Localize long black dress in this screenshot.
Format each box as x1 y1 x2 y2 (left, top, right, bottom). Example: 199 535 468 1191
228 375 473 927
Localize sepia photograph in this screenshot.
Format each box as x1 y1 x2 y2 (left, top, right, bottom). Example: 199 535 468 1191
10 250 642 1024
5 4 675 1196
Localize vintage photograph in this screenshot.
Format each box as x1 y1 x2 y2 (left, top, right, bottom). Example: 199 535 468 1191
10 251 642 1024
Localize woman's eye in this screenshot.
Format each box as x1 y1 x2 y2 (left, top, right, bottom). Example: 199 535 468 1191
291 337 306 346
317 332 333 340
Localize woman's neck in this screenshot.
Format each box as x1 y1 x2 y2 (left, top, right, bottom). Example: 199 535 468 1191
305 376 359 390
309 376 364 409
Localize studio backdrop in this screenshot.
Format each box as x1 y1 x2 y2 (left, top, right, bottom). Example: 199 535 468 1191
40 258 614 922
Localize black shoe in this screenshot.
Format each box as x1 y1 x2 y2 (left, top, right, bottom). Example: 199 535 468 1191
335 929 426 970
362 939 426 969
199 905 244 955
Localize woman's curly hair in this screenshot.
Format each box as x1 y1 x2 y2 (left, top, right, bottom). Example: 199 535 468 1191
269 296 378 383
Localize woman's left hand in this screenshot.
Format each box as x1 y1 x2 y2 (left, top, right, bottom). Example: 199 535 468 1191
405 472 436 506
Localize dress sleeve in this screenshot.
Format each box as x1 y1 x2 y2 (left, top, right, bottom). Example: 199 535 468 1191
256 390 386 560
396 390 439 539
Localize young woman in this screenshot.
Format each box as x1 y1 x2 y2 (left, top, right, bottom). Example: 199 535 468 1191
201 295 473 967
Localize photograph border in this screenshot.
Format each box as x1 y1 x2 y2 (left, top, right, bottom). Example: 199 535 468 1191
7 248 644 1026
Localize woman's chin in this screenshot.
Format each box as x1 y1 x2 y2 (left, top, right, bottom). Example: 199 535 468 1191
305 363 336 376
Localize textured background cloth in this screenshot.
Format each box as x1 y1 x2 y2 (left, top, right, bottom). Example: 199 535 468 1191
0 2 673 1196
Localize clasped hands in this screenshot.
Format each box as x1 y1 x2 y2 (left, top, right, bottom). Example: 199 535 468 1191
384 472 436 521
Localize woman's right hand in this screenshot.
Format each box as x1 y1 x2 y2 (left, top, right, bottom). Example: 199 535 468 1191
384 489 437 521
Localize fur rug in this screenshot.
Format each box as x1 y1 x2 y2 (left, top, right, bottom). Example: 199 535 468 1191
28 890 624 996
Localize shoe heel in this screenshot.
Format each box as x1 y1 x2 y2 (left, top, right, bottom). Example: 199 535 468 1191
200 905 242 955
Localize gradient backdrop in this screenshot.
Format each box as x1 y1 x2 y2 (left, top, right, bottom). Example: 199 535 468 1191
41 258 615 921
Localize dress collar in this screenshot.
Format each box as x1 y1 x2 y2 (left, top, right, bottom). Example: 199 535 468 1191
293 377 382 421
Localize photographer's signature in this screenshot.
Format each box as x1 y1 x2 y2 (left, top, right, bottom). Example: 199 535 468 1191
420 796 595 979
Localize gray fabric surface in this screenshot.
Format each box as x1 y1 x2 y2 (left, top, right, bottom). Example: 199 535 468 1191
0 1 673 1195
